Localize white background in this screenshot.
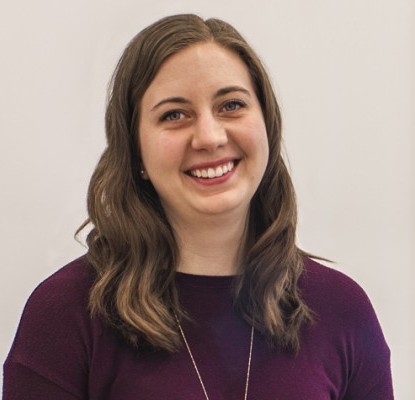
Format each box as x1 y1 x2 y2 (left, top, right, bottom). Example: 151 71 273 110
1 0 413 398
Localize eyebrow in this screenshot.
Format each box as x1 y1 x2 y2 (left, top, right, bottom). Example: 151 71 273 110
214 86 251 98
151 97 190 112
150 85 251 112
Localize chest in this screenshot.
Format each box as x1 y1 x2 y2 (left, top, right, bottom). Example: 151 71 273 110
88 323 347 400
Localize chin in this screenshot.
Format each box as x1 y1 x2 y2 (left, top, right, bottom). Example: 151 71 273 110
194 197 249 217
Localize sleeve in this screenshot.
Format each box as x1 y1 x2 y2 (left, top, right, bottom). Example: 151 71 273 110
3 362 83 400
3 262 93 400
340 280 394 399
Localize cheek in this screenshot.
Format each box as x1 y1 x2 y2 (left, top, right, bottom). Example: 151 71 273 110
250 121 269 181
244 119 269 161
262 134 270 164
140 131 185 175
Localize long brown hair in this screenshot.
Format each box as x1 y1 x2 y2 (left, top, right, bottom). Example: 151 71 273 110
78 14 313 353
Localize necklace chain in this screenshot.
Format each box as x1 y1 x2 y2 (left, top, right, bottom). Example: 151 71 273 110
174 312 254 400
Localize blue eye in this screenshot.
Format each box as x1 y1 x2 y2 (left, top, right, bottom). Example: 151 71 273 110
223 100 245 112
162 111 183 121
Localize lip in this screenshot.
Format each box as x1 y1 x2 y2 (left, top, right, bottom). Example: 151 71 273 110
185 157 238 172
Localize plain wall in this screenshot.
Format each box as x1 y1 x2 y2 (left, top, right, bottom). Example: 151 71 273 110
1 0 413 398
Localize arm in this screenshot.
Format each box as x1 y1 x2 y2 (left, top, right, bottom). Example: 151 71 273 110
4 362 83 400
342 288 393 399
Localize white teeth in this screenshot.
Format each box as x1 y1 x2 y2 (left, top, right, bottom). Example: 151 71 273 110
190 160 235 179
215 166 223 177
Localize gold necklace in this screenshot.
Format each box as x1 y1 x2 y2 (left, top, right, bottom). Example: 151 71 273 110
174 312 254 400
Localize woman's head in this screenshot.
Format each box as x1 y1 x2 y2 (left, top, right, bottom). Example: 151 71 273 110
102 14 284 225
138 40 269 222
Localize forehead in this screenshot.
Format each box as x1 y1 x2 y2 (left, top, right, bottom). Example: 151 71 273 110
142 42 254 101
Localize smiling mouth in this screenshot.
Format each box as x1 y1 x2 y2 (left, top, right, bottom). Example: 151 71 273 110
188 160 237 179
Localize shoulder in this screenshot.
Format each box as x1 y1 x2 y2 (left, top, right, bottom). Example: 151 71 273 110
301 257 391 382
299 257 390 354
16 255 97 343
301 256 365 296
16 256 96 331
25 255 95 311
7 256 97 365
300 257 374 324
300 257 392 397
5 256 98 396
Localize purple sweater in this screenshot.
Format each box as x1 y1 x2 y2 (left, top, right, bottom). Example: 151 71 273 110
3 257 393 399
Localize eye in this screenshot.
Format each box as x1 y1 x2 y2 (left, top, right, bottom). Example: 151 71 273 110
222 99 246 112
161 110 184 122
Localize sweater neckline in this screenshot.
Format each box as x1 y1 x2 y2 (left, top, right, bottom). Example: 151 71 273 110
175 271 236 288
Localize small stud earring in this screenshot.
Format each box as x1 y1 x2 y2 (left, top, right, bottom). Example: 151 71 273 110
140 168 148 180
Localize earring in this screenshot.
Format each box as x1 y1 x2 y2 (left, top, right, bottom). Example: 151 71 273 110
140 168 148 180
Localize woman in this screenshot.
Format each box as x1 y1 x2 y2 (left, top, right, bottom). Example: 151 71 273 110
3 14 393 399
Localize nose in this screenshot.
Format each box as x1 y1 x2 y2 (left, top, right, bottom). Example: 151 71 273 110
191 113 228 151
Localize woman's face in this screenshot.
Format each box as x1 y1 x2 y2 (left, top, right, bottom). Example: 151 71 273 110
139 42 269 224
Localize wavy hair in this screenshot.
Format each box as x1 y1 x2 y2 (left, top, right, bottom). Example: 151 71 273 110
78 14 313 353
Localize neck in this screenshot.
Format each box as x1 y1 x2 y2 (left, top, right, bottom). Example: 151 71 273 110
170 212 249 276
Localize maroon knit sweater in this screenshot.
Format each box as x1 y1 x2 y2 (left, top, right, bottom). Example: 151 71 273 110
3 256 393 399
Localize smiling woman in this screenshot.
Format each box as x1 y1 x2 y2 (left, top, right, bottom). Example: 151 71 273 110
3 14 393 400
